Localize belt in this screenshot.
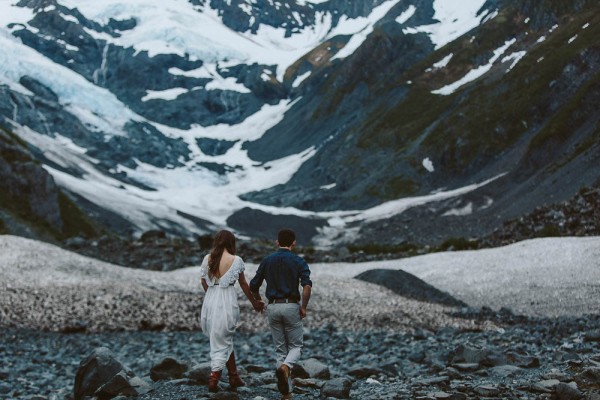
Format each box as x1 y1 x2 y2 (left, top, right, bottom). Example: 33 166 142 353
268 298 299 304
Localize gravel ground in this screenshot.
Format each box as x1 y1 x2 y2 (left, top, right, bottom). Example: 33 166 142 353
1 235 599 333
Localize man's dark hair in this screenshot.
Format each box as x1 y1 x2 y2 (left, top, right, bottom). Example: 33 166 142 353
278 229 296 247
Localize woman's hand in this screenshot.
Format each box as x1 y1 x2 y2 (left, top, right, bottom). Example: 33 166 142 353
253 299 266 313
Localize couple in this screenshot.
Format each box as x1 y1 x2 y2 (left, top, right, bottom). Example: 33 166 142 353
199 228 312 399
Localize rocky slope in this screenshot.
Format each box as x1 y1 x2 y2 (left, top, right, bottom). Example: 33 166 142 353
0 0 598 247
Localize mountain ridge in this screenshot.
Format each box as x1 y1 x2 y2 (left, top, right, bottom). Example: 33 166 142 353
0 0 598 246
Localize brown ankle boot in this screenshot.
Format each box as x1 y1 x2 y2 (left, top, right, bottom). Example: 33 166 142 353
276 364 291 394
226 351 245 388
208 370 222 392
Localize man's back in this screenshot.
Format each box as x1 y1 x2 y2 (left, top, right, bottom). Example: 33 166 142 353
250 248 311 301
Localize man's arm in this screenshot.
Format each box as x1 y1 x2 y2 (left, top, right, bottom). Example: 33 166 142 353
299 284 311 319
249 260 266 301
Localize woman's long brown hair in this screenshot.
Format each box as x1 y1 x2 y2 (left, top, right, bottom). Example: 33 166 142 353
208 230 236 278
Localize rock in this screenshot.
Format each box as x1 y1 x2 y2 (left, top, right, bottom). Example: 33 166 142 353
320 378 352 399
293 378 324 389
0 384 11 394
73 347 140 400
65 236 87 249
95 372 151 397
452 363 480 372
212 392 240 400
141 230 167 241
506 352 540 368
473 385 500 396
150 356 188 381
584 329 600 342
415 376 450 385
489 365 523 377
295 358 330 379
347 366 384 378
554 382 583 400
531 379 560 393
451 344 492 365
409 351 427 363
185 362 212 384
354 269 467 307
245 364 269 373
577 367 600 383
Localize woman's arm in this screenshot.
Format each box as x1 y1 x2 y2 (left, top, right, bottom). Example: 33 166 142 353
238 272 265 312
201 278 208 292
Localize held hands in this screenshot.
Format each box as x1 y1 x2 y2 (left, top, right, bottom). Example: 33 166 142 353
299 307 307 319
252 299 266 313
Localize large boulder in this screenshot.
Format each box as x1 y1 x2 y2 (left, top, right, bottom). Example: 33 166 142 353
354 269 467 307
150 356 189 381
293 358 330 380
73 347 150 400
320 377 352 399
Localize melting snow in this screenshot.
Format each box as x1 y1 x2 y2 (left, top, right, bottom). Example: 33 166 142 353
568 35 578 44
501 50 527 72
320 183 336 190
582 23 590 29
292 70 311 87
432 39 515 95
331 0 402 60
395 5 416 25
443 202 473 216
422 157 435 172
141 88 189 102
432 53 453 69
402 0 489 49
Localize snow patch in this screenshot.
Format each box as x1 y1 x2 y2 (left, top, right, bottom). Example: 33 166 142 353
502 50 526 72
141 88 188 102
422 157 435 172
433 53 453 69
332 0 402 60
402 0 489 49
320 183 336 190
292 70 311 87
568 35 577 44
443 202 473 216
432 39 515 95
395 5 416 25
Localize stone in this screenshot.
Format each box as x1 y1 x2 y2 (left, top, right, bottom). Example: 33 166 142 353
347 366 384 378
506 352 540 368
531 379 559 393
186 362 212 384
293 378 324 389
73 347 132 400
451 344 491 365
584 329 600 342
452 363 480 372
415 376 450 385
409 351 427 363
150 356 188 381
245 364 269 373
578 367 600 383
212 392 240 400
474 385 500 396
320 378 352 399
95 371 151 397
295 358 330 380
489 365 523 377
554 382 583 400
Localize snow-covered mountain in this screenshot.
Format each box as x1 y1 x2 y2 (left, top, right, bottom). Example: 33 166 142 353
0 0 598 246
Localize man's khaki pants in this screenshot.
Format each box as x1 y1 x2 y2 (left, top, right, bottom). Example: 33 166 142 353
267 303 303 368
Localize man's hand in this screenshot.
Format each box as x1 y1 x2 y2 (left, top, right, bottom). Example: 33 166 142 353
299 307 307 319
253 300 266 313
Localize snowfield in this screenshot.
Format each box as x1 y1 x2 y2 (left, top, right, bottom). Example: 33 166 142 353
1 235 598 333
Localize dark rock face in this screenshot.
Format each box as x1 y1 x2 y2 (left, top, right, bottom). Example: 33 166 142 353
355 269 467 307
226 207 327 243
0 128 62 231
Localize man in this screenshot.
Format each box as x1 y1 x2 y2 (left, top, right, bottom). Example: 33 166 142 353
250 228 312 400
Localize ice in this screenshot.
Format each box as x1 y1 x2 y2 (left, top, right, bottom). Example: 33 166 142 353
141 88 189 102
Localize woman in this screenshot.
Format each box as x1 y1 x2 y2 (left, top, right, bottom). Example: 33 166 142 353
200 230 264 392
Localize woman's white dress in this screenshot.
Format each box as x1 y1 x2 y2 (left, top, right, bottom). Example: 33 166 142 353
200 254 245 371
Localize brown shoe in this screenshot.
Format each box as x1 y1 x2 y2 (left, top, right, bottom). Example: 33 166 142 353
276 364 291 394
226 352 245 388
208 370 222 392
281 394 293 400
